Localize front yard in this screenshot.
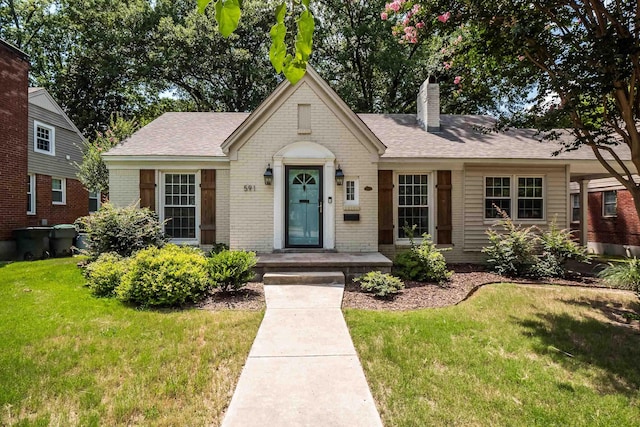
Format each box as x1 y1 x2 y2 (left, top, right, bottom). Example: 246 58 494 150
0 258 263 426
346 284 640 426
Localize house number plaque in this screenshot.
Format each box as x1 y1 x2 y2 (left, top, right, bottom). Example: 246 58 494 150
244 185 256 192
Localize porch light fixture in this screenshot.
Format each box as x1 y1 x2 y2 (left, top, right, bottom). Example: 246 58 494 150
264 164 273 185
335 165 345 186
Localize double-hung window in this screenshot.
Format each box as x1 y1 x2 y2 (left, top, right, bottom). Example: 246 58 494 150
52 177 66 205
398 174 429 238
485 176 544 220
34 121 55 155
27 174 36 215
344 178 359 208
164 173 196 239
571 194 580 222
603 190 617 217
89 191 100 213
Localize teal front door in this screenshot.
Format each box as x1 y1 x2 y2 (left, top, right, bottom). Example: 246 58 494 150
286 166 323 248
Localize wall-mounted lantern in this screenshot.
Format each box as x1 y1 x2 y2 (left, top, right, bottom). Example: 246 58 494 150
264 164 273 185
335 165 345 186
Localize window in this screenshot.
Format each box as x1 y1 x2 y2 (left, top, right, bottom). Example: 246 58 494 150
164 173 196 239
52 178 66 205
603 190 617 217
34 121 55 155
485 176 544 220
571 194 580 222
297 103 311 133
485 177 511 218
517 177 544 219
27 174 36 215
398 174 429 238
89 191 100 213
344 178 359 207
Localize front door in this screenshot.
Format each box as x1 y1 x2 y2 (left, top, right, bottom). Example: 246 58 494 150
286 166 323 248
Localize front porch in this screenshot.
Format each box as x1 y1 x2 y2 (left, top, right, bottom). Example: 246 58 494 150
254 252 393 282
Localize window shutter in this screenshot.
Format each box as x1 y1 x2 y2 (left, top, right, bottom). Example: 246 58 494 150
200 169 216 244
139 170 155 211
378 170 394 244
436 170 452 245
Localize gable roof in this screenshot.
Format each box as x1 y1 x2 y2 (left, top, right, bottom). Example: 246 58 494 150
28 88 86 142
221 66 387 159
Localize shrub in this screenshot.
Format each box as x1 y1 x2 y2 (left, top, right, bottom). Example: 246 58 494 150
117 245 210 307
83 252 130 297
208 250 257 292
76 202 167 260
354 271 405 298
536 223 592 278
482 211 539 277
393 228 452 284
208 243 230 255
597 258 640 294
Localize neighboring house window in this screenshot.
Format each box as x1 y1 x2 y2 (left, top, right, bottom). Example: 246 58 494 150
34 121 55 155
485 177 511 218
398 174 429 238
517 177 544 219
485 176 544 220
27 174 36 215
52 177 66 205
344 178 359 207
89 191 100 213
571 193 580 222
164 173 196 239
603 190 617 217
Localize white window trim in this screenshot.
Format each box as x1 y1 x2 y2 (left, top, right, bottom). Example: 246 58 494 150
33 120 56 156
602 190 617 218
344 177 360 209
27 174 36 215
393 171 434 243
483 176 512 219
89 191 101 213
52 177 66 205
484 175 546 223
159 171 200 244
571 193 580 223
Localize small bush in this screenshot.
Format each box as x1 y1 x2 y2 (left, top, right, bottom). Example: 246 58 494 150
76 202 167 260
117 245 210 307
208 250 257 292
536 222 592 278
208 243 230 255
598 258 640 294
482 211 539 277
354 271 405 298
83 252 130 297
393 229 452 284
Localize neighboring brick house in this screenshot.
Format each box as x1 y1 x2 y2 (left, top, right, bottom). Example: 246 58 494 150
570 177 640 256
0 39 94 259
103 68 631 263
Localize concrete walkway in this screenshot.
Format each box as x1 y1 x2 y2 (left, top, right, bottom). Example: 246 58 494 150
221 282 383 427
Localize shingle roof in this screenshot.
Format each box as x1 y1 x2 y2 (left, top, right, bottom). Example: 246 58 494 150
104 112 249 157
104 111 628 161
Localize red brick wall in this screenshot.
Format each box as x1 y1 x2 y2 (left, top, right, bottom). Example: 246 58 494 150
587 189 640 246
26 175 89 226
0 43 29 240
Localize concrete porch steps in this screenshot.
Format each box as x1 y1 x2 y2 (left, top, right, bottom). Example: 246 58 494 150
263 271 345 286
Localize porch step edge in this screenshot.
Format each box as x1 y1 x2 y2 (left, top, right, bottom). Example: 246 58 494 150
263 272 345 286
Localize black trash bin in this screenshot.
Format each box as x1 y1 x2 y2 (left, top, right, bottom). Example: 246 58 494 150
12 227 52 261
49 224 77 257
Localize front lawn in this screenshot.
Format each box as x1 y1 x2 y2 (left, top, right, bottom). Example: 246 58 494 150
0 258 263 426
346 284 640 426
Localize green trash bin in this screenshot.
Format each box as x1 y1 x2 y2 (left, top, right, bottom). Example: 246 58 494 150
12 227 52 261
49 224 77 257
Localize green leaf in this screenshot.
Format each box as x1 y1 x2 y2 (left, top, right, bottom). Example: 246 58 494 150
283 56 307 85
197 0 213 14
214 0 241 38
295 9 314 61
269 2 287 73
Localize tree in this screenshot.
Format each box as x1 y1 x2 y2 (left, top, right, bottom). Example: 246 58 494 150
383 1 640 219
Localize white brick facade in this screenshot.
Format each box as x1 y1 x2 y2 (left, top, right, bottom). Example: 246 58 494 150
108 169 139 207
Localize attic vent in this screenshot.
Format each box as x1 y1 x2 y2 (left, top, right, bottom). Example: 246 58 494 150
298 104 311 134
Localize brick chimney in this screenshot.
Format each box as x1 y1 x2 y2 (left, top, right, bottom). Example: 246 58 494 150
416 76 440 132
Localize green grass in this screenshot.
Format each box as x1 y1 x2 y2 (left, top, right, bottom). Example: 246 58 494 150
0 258 263 426
346 284 640 427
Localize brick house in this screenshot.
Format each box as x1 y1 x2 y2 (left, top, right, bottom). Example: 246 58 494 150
0 39 94 260
103 68 632 263
570 177 640 256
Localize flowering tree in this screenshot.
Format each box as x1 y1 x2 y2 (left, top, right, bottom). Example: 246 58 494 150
384 1 640 219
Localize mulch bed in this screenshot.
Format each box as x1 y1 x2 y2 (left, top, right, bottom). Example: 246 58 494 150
341 264 612 311
197 265 619 312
